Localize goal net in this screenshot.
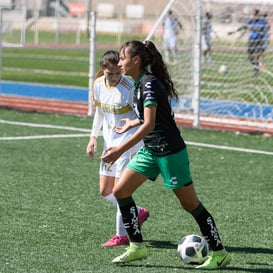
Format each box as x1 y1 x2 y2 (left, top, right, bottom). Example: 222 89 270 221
146 0 273 134
1 7 27 48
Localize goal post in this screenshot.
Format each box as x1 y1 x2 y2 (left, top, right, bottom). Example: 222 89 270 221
145 0 177 41
145 0 273 134
87 11 97 117
145 0 203 127
1 7 27 48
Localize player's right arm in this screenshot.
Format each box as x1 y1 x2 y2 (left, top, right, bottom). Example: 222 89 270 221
228 20 249 35
86 106 103 157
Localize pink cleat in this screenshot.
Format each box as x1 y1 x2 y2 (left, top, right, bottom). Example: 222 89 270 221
138 207 149 227
101 235 129 247
101 208 149 247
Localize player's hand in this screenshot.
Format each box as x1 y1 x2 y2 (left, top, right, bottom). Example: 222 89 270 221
100 147 122 164
113 118 131 134
86 137 97 157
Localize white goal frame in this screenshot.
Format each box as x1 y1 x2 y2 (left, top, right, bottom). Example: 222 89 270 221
145 0 273 134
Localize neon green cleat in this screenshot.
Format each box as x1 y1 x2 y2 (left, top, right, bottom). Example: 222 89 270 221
196 249 231 270
112 242 148 264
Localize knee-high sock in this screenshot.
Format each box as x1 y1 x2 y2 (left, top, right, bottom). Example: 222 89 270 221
191 203 224 251
117 196 143 243
104 193 141 237
116 205 127 237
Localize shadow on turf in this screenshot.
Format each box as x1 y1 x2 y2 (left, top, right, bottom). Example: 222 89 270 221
146 240 273 255
145 240 177 249
120 260 272 273
140 241 273 272
221 268 273 273
121 265 273 273
224 247 273 273
226 246 273 255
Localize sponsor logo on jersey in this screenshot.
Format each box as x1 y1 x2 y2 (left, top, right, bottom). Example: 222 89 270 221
144 81 151 89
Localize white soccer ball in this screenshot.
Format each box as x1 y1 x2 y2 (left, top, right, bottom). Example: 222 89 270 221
218 65 228 74
177 234 209 265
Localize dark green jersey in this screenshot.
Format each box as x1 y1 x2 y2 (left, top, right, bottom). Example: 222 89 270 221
133 72 186 156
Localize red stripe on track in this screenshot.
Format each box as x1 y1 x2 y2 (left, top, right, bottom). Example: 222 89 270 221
0 95 88 116
1 94 272 135
175 116 273 135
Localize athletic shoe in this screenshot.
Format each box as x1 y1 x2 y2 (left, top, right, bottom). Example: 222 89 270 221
101 208 148 247
138 207 149 227
112 242 148 263
196 249 231 269
101 235 129 247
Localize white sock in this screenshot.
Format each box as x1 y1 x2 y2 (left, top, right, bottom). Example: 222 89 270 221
116 206 127 237
104 193 117 206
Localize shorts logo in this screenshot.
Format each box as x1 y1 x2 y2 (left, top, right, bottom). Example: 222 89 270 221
170 176 178 185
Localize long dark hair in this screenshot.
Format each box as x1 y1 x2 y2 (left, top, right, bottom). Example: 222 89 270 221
120 40 179 100
94 50 120 80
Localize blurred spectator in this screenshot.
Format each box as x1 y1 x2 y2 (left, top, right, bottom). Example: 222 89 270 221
201 12 213 63
228 9 265 77
163 10 182 64
260 13 270 68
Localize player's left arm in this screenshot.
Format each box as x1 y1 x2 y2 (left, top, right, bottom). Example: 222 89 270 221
113 118 141 134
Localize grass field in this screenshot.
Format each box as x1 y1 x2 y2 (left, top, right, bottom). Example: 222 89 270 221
2 32 145 87
2 47 92 87
0 108 273 273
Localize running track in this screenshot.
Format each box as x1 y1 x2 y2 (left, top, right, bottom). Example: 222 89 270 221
0 81 272 135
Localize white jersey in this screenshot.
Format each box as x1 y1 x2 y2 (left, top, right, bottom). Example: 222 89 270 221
92 75 143 177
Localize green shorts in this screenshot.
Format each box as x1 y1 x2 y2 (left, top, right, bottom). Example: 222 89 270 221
127 147 192 189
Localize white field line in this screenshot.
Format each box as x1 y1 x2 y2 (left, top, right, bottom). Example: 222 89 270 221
4 53 87 62
186 141 273 156
0 134 89 140
0 120 272 156
0 119 90 132
3 67 87 77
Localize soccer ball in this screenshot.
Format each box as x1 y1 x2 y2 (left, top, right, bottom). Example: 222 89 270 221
177 234 209 265
218 65 228 74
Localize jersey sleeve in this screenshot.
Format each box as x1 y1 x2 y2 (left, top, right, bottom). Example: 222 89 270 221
90 106 103 137
142 77 158 107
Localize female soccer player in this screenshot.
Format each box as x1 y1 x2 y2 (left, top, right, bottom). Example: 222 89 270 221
101 41 231 269
228 9 265 77
86 50 149 247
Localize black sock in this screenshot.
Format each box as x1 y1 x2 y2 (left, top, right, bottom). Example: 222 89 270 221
117 196 143 243
191 203 224 251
